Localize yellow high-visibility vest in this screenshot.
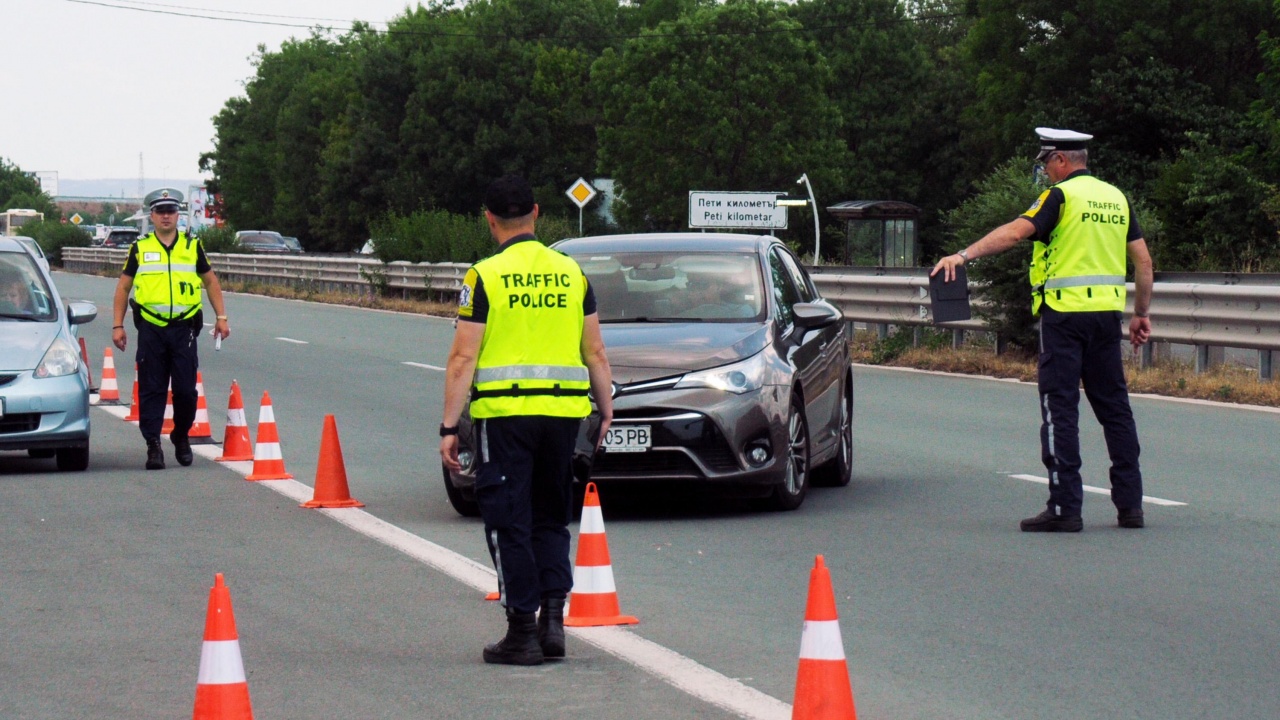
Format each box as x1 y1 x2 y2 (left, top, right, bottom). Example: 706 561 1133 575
131 232 203 326
1029 174 1130 316
468 240 591 419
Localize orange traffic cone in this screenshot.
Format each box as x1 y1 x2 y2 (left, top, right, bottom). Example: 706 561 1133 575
792 555 857 720
244 392 292 481
188 372 215 444
98 347 120 403
162 387 176 435
215 381 254 462
192 573 254 720
301 415 364 508
123 367 141 422
79 337 97 392
484 591 500 601
564 482 638 627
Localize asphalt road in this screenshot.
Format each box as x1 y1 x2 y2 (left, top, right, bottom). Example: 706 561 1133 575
3 271 1278 719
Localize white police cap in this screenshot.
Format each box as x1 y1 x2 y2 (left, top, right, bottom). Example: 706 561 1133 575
145 187 184 210
1035 127 1092 161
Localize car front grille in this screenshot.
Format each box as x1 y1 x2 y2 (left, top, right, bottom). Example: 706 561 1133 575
592 450 704 478
0 414 41 434
0 373 18 387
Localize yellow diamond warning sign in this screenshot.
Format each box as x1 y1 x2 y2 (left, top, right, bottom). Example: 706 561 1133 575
565 178 597 208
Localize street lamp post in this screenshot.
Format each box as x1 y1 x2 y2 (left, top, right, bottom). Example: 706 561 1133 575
797 173 820 264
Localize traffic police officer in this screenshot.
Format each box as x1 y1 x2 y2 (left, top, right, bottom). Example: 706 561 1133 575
112 189 230 470
931 128 1154 531
439 175 613 665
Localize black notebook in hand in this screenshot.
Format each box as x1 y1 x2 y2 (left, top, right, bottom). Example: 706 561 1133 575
928 265 972 324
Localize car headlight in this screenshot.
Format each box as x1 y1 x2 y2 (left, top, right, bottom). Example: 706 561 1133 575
673 351 767 394
35 337 80 378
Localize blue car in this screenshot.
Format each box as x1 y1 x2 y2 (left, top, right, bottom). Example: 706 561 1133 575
0 237 98 470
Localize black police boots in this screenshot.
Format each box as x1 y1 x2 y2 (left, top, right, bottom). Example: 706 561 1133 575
483 611 544 666
1020 508 1083 533
145 438 165 470
538 597 566 659
172 434 194 466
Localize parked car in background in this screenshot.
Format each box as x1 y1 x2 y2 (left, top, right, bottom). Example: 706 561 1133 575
234 230 291 254
13 236 49 273
0 236 97 471
101 228 141 248
441 232 853 515
280 236 304 254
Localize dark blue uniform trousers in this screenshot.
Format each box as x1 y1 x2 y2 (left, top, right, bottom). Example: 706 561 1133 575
475 415 580 615
136 318 200 442
1037 307 1143 517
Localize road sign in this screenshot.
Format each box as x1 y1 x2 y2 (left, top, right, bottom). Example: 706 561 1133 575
70 213 83 225
688 191 788 230
566 178 597 208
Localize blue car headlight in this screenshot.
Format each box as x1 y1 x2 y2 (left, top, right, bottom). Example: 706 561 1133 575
673 351 767 394
35 337 81 378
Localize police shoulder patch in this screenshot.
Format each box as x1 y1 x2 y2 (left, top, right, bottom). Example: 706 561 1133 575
1025 190 1051 216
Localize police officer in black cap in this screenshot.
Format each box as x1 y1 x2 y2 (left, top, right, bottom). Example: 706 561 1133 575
932 128 1153 532
111 189 230 470
440 175 613 664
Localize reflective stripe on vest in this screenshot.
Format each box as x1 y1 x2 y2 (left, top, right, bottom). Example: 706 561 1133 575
469 240 590 419
133 233 203 326
1030 174 1130 316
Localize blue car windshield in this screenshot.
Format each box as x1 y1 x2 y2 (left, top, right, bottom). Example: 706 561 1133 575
574 251 765 323
0 251 56 322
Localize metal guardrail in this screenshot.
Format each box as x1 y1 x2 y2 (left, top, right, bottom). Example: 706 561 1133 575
62 248 469 299
61 249 1278 379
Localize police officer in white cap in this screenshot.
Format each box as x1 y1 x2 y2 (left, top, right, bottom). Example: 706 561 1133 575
931 128 1154 532
111 189 230 470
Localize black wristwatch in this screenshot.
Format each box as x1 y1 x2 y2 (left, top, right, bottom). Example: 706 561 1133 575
439 424 459 437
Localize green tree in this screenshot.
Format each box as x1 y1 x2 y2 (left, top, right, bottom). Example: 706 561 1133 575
593 0 849 237
21 220 90 264
0 158 57 218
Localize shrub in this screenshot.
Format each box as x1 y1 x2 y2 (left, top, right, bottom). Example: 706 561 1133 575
194 225 240 254
20 220 91 264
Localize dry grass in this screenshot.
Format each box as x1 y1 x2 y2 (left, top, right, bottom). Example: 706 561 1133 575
851 329 1280 408
217 279 458 318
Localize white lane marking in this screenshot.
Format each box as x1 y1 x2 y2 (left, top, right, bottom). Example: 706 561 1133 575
275 337 309 344
1008 474 1188 506
171 419 791 719
402 362 446 371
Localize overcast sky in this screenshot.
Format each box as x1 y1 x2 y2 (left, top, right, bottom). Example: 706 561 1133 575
2 0 420 182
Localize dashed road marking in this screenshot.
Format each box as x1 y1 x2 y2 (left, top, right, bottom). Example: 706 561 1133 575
1008 473 1188 506
402 361 445 371
275 337 308 344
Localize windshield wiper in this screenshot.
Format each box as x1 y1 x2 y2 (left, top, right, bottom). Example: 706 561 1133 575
600 316 705 323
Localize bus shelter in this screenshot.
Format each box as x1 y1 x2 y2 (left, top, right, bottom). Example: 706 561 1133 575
825 200 921 267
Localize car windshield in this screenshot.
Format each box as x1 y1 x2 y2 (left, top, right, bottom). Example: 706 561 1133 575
571 251 765 323
0 251 56 322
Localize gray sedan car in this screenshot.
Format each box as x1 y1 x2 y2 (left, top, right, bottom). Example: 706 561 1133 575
442 233 852 514
0 237 97 470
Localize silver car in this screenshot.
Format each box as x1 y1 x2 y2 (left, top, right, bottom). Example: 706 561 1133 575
0 237 97 470
442 233 853 514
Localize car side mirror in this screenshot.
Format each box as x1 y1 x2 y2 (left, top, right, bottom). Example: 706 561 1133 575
67 301 98 326
792 300 841 330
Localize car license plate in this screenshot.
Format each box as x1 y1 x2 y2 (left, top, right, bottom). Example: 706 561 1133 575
603 425 650 453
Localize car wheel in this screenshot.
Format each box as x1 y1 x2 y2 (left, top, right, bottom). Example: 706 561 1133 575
441 464 480 517
767 393 810 511
56 445 90 472
815 381 853 487
27 449 56 459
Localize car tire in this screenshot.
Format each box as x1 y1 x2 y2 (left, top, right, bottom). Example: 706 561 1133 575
441 463 480 517
814 381 853 487
766 393 810 511
27 449 56 459
56 445 89 472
